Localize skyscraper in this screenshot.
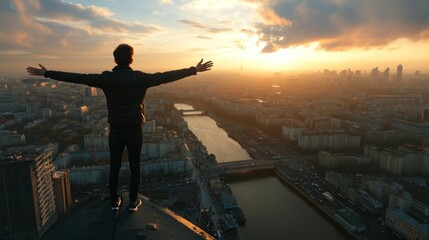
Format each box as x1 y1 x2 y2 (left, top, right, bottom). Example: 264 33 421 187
397 64 403 82
0 151 57 239
383 67 390 82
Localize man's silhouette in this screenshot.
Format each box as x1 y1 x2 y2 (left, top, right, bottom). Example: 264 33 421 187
27 44 213 211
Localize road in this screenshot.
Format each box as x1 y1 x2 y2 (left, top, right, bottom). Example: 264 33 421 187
184 134 223 238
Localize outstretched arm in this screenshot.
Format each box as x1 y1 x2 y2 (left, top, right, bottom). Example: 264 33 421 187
144 59 214 88
26 64 47 76
26 64 103 87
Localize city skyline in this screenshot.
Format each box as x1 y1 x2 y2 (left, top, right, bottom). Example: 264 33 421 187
1 0 429 74
2 60 429 239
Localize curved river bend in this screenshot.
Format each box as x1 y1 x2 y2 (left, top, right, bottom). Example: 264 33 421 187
175 103 347 240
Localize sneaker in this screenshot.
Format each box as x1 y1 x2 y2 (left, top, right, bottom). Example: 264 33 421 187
129 198 142 212
111 196 121 211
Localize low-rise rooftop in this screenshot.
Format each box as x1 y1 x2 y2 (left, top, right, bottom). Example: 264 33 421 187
42 193 213 240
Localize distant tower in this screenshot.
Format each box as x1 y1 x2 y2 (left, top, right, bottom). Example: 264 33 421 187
347 68 353 80
383 68 390 81
0 151 58 239
397 64 403 82
370 67 379 82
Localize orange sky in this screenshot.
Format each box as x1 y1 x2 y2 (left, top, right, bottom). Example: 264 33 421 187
1 0 429 74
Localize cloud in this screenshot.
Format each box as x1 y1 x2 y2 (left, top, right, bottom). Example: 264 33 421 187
179 19 206 29
180 0 248 11
0 49 59 60
257 7 291 26
0 50 32 56
251 0 429 52
159 0 174 5
197 36 212 40
0 0 161 56
179 19 233 34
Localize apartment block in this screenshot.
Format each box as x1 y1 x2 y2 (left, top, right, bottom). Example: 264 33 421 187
386 209 429 240
0 151 57 239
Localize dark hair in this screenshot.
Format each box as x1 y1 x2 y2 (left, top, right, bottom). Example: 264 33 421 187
113 44 133 66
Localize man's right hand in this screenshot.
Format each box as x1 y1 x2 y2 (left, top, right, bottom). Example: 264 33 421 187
26 64 47 76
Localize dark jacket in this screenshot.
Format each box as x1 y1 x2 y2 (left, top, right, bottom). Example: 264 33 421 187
44 65 197 124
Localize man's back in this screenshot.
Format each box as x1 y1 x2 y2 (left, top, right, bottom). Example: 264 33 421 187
100 66 149 125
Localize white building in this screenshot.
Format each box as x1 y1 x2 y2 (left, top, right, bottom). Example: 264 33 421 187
53 153 71 170
257 112 294 127
142 156 191 177
298 131 360 150
142 133 183 160
69 166 108 186
0 130 26 147
366 179 403 205
318 151 371 169
364 145 429 176
84 133 109 150
386 208 429 240
282 126 304 141
410 199 429 221
389 190 413 212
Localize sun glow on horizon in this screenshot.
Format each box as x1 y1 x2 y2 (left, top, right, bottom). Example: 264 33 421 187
1 0 429 74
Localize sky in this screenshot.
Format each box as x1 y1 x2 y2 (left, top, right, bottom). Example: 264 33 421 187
1 0 429 74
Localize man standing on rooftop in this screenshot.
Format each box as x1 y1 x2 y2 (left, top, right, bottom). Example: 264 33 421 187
27 44 213 212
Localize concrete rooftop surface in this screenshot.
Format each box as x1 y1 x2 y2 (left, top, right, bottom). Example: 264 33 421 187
41 193 211 240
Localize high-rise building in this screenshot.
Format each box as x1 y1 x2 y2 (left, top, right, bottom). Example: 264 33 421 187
383 67 390 81
397 64 403 82
0 151 58 239
371 67 379 82
52 170 72 215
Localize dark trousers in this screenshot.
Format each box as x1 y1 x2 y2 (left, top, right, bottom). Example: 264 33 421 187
109 124 143 201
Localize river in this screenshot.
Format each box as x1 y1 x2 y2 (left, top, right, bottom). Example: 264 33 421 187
175 103 251 162
174 103 347 240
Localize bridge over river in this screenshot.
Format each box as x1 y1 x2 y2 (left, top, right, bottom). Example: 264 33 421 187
206 155 317 175
179 109 206 116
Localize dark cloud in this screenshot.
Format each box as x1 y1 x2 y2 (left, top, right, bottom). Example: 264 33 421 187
36 0 160 33
180 19 233 34
0 0 160 55
254 0 429 52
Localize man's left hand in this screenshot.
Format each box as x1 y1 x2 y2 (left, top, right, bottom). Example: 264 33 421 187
195 59 213 72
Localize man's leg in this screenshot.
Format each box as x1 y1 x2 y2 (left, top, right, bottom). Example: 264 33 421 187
109 135 126 201
126 130 142 202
